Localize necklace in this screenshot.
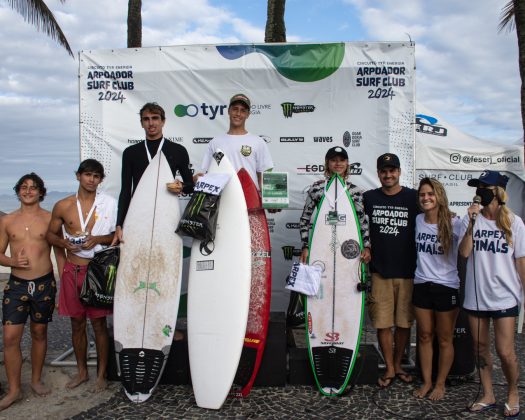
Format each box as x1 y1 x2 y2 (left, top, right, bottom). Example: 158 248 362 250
23 214 38 231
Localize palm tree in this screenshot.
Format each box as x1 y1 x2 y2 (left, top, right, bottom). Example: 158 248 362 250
127 0 141 48
499 0 525 142
6 0 73 57
265 0 286 42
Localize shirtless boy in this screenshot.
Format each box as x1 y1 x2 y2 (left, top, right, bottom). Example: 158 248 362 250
46 159 117 392
0 173 61 410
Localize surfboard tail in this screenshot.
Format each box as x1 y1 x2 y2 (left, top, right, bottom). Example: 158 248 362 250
312 345 354 395
115 345 170 403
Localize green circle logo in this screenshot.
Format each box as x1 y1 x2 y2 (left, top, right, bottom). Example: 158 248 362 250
174 104 187 117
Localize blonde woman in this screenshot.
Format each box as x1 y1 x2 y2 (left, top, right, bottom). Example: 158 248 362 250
413 178 461 400
459 171 525 418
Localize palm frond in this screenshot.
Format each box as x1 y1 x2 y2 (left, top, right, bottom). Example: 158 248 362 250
7 0 74 57
499 0 515 33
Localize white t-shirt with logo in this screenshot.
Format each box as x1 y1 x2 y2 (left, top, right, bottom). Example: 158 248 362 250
414 214 461 289
201 133 274 189
459 213 525 311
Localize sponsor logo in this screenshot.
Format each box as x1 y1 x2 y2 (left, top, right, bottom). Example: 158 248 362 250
280 136 304 143
244 337 261 344
174 103 227 120
281 102 316 118
296 163 362 175
282 246 302 260
286 223 300 229
252 250 271 258
313 136 333 142
324 332 340 342
416 114 448 137
240 145 252 156
308 312 312 334
341 239 360 259
164 136 183 143
193 137 212 144
343 131 351 147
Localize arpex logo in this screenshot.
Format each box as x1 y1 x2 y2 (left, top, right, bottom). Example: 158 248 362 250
281 102 316 118
174 103 227 120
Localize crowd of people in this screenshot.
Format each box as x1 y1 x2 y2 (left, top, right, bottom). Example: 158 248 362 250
0 93 524 419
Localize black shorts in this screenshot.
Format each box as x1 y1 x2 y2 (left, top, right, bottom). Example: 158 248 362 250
412 282 459 312
464 306 519 319
2 272 57 325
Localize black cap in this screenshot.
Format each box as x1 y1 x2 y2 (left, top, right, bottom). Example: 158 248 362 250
467 170 509 189
229 93 251 109
377 153 400 170
325 146 348 160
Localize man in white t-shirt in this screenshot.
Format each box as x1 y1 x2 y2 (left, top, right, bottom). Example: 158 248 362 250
200 93 274 189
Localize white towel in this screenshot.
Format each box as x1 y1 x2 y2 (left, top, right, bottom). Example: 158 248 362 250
286 262 322 297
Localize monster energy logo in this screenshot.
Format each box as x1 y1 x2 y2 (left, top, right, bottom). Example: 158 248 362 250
179 191 209 237
281 102 316 118
133 281 161 295
282 246 301 260
106 265 117 294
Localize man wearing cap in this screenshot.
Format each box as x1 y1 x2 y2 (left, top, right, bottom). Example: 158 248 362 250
459 171 525 416
363 153 419 388
200 93 274 189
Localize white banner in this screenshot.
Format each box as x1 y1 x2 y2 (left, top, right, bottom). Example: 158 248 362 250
79 42 416 310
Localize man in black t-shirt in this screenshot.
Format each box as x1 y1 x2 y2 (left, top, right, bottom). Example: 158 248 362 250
363 153 419 388
112 102 194 244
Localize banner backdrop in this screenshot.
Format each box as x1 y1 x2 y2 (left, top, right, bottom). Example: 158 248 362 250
79 42 416 310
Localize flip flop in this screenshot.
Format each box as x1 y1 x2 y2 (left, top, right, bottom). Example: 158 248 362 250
377 375 395 388
395 372 414 384
504 402 520 419
467 402 497 413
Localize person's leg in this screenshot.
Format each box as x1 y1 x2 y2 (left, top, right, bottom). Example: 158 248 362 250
393 278 414 382
29 321 51 396
493 316 519 417
393 327 412 381
428 307 458 401
0 324 24 410
377 327 395 386
369 273 396 387
468 314 495 410
413 307 434 398
66 316 89 388
90 316 109 392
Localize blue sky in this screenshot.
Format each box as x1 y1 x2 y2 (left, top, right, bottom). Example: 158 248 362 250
0 0 521 202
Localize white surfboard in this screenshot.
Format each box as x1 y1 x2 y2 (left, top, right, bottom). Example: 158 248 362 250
187 151 251 409
305 174 365 396
113 151 183 403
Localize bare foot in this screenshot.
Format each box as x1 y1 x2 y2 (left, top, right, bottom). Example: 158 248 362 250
66 373 89 389
0 391 23 411
413 383 432 399
31 381 51 396
428 384 445 401
93 377 107 393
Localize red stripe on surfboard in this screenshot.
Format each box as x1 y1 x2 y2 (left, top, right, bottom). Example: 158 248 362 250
231 168 272 398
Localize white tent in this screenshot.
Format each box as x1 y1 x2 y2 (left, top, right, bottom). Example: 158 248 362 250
415 104 525 219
